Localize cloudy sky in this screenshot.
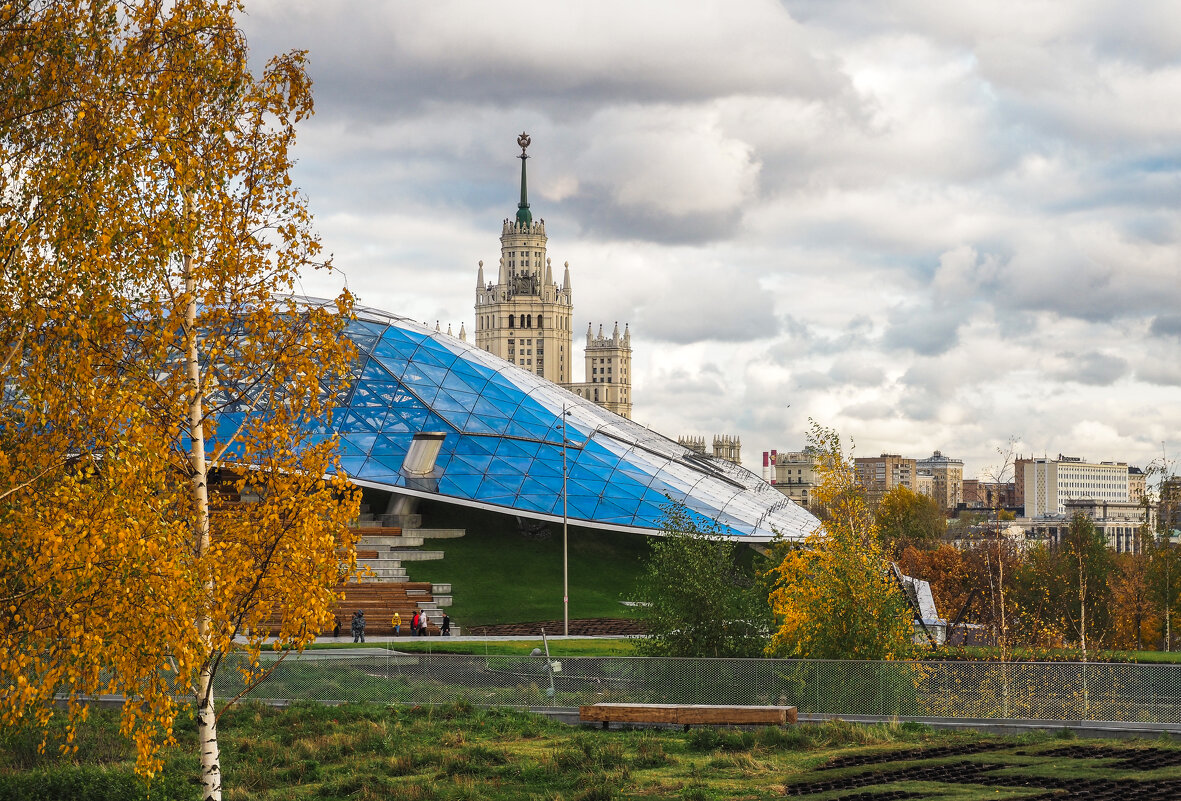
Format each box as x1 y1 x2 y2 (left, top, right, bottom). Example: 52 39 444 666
241 0 1181 480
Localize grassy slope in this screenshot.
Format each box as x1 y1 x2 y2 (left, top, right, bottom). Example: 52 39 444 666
8 702 1181 801
403 500 651 627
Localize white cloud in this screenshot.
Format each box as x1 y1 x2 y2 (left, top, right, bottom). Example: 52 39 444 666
238 0 1181 481
576 109 760 218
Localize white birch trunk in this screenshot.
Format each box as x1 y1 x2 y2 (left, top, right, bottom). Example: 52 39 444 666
184 248 222 801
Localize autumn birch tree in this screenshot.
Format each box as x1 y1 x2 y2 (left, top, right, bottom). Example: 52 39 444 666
1056 512 1114 662
765 423 916 660
1 2 359 797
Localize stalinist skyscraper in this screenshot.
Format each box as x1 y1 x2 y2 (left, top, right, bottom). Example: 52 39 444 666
473 133 632 418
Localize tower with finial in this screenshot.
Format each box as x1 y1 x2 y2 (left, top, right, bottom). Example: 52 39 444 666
474 133 574 385
472 133 633 418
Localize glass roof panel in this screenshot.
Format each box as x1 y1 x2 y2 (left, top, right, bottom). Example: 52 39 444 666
299 304 819 542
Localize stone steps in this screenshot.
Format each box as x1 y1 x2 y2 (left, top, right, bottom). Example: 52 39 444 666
414 528 467 539
388 549 444 562
359 535 425 548
339 507 463 630
354 564 409 580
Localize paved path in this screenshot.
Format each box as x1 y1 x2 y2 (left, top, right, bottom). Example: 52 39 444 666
239 633 636 646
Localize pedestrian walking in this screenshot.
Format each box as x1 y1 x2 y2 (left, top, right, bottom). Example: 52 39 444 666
392 611 401 636
351 610 366 643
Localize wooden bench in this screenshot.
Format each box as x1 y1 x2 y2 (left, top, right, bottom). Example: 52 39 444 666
579 703 797 728
348 526 403 536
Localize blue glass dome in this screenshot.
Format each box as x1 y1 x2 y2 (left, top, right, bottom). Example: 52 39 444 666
307 299 817 541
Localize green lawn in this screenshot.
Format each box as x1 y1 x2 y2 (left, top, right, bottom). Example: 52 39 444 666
404 501 652 627
304 638 639 657
937 644 1181 664
6 701 1181 800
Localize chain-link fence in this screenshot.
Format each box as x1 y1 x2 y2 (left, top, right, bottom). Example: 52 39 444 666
211 652 1181 723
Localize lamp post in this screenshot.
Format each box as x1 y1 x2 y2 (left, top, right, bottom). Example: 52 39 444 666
561 405 570 637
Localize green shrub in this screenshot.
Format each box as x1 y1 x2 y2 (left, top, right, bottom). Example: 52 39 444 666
0 766 193 801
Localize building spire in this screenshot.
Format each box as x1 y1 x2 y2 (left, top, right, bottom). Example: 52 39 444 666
515 132 532 228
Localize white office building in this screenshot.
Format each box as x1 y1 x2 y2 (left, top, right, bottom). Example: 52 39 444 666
1023 455 1129 518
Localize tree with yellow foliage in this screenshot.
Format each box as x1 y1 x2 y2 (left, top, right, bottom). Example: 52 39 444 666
766 423 917 660
875 484 946 557
1 3 358 798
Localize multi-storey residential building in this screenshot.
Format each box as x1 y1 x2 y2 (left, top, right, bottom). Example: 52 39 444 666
854 454 917 502
1023 455 1129 517
917 450 964 511
915 471 935 499
1162 477 1181 533
1129 466 1147 504
473 134 633 417
764 448 820 510
1014 456 1032 510
963 480 1017 509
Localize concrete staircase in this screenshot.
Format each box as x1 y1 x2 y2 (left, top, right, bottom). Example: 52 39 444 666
331 508 466 635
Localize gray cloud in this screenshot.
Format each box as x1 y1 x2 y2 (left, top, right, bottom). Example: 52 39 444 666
240 0 1181 480
841 400 897 421
792 371 833 391
828 357 887 388
244 1 848 121
659 367 727 396
883 305 964 356
1150 314 1181 338
636 279 778 345
1137 361 1181 387
1050 351 1129 386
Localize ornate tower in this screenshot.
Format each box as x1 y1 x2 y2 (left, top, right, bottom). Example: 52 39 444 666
570 321 632 418
474 133 574 384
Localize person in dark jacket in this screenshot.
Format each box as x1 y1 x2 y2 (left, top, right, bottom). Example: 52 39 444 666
351 610 366 643
441 613 451 636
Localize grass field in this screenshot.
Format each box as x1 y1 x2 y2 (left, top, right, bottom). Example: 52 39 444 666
305 639 640 657
4 702 1181 800
404 500 651 627
938 645 1181 664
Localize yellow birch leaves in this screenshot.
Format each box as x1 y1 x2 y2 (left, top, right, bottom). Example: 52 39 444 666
766 424 918 661
1 0 359 777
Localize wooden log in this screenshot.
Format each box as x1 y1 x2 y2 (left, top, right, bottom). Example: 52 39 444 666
676 705 796 725
579 704 679 724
